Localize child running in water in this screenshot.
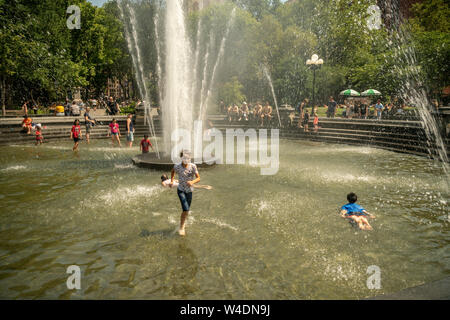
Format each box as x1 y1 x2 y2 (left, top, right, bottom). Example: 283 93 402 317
35 125 43 145
170 151 201 236
340 192 376 230
70 119 82 151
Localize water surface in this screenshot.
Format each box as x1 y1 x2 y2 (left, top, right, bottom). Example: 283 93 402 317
0 139 448 299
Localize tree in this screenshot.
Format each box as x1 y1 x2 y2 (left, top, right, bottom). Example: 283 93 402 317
218 77 245 106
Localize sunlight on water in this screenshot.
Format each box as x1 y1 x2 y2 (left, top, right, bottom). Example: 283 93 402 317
0 139 448 299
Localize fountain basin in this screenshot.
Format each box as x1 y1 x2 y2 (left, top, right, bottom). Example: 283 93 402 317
132 152 218 171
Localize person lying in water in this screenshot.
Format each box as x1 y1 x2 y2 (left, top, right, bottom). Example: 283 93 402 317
160 174 213 190
340 192 376 230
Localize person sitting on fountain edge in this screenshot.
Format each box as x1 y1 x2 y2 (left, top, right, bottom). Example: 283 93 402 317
140 134 154 154
161 174 212 190
340 192 376 231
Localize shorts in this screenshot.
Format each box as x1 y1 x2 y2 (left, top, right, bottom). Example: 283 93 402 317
73 137 80 143
111 132 119 136
177 189 193 212
85 125 91 134
127 132 134 142
346 212 367 217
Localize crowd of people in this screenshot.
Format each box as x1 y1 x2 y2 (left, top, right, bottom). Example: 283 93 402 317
328 97 410 120
221 101 276 127
21 106 142 150
21 96 125 117
219 95 419 132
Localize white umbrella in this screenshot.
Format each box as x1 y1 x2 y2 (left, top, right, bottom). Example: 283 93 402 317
339 89 361 97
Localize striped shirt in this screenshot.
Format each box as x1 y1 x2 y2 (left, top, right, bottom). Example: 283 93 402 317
174 163 198 193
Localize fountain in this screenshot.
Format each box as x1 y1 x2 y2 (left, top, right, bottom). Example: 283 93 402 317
122 1 235 169
381 1 449 177
0 0 449 301
262 65 282 128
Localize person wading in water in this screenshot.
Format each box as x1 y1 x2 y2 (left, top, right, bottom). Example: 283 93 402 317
170 151 201 236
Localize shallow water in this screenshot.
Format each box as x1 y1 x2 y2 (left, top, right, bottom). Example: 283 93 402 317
0 139 448 299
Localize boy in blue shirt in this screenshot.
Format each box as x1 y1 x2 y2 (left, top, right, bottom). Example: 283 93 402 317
340 193 376 230
375 99 384 120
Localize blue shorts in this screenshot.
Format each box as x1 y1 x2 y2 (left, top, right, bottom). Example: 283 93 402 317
177 189 192 212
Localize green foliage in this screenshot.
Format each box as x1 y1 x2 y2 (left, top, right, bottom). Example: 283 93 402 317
2 0 448 110
0 0 131 107
408 0 450 95
218 77 246 106
119 104 135 115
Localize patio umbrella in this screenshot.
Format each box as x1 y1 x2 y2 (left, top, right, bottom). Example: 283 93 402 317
339 89 361 97
361 89 382 96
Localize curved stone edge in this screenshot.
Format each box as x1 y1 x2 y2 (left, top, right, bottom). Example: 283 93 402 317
368 276 450 300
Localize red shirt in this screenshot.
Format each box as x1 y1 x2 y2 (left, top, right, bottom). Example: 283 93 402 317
313 116 319 125
140 139 152 153
109 123 119 134
71 125 81 138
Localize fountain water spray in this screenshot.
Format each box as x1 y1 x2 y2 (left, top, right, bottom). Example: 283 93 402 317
382 2 448 176
120 1 238 161
198 33 213 119
262 65 282 128
154 10 164 110
199 8 236 122
191 19 203 107
162 0 193 154
118 0 160 158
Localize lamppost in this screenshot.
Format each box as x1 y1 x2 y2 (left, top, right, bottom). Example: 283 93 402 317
306 54 324 109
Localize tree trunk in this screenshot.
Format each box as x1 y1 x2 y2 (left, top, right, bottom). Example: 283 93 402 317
1 76 6 117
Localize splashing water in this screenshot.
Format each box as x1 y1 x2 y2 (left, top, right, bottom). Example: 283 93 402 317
118 2 238 157
162 0 194 153
118 1 160 157
381 2 449 178
262 65 282 128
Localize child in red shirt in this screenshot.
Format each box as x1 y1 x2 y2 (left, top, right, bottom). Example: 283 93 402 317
35 125 43 145
71 119 82 151
22 115 33 134
109 118 121 147
313 113 319 132
140 135 154 154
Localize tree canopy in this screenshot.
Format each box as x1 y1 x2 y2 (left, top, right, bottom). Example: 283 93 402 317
1 0 448 113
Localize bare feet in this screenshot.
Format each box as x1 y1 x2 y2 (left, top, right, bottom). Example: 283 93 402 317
178 229 186 236
359 223 372 231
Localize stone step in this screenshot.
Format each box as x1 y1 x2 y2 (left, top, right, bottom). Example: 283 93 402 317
0 133 111 145
283 128 434 144
280 132 449 157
